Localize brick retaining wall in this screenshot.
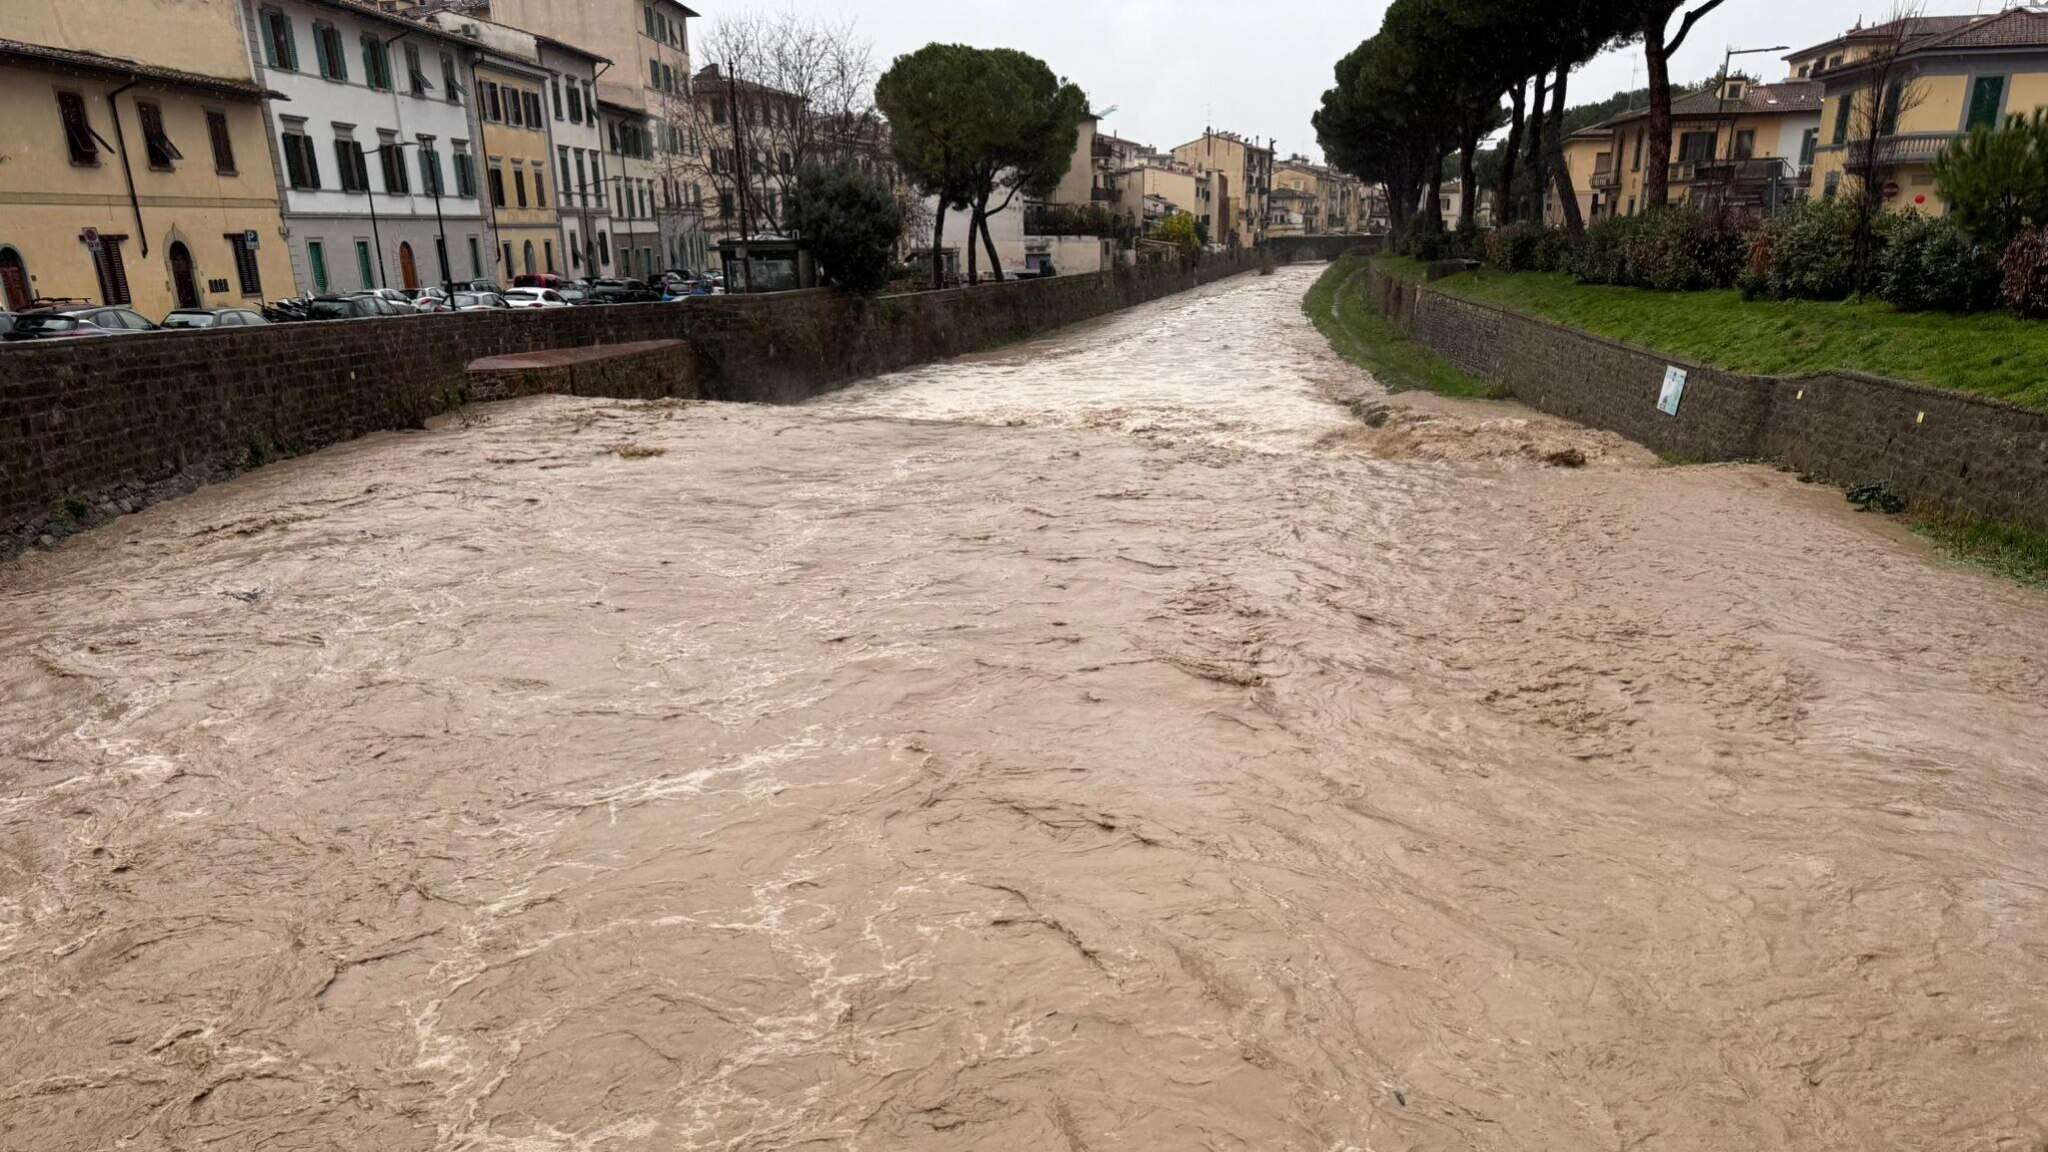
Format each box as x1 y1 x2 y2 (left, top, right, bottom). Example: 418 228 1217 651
1 253 1255 554
1366 266 2048 531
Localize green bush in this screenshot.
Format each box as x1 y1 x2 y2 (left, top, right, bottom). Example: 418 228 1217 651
1875 213 2003 313
2003 227 2048 318
1485 221 1569 272
1572 212 1637 285
1739 198 1862 301
1449 222 1486 261
1575 207 1742 291
786 163 904 294
1409 218 1453 261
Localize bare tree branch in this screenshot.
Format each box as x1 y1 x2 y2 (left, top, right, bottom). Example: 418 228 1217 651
1665 0 1731 58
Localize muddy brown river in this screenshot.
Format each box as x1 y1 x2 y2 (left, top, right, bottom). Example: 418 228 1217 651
4 267 2046 1151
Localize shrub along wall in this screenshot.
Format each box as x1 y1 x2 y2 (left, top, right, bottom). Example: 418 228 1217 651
1367 265 2048 532
1 253 1257 554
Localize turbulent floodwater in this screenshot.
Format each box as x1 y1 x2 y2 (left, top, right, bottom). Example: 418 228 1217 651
3 266 2047 1152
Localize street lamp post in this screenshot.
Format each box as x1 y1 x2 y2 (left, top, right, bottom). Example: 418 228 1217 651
1714 45 1790 209
368 139 454 298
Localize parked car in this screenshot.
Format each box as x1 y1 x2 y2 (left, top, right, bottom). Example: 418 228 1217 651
0 311 13 336
162 307 271 329
585 278 661 305
347 292 419 316
557 286 592 306
449 291 511 312
504 287 571 309
360 288 418 309
513 273 574 291
262 295 384 322
2 304 160 340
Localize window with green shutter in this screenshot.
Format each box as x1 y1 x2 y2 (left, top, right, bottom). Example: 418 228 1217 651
1967 76 2006 132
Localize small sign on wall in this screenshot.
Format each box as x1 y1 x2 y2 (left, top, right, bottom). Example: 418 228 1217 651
244 229 261 250
1657 366 1688 417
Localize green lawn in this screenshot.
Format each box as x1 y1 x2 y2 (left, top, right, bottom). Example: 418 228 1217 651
1305 256 1496 399
1916 514 2048 587
1408 261 2048 412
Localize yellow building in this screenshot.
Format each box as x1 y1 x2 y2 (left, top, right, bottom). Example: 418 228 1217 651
1807 8 2048 217
1172 130 1274 249
1273 163 1321 234
0 38 293 316
1787 14 1979 81
1277 157 1368 235
0 0 250 82
1553 128 1614 224
1593 77 1822 217
475 57 563 277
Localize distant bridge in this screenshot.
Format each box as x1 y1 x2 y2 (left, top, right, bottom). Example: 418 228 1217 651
1265 234 1384 264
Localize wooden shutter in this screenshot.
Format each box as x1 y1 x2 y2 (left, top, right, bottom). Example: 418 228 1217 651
139 102 182 168
57 91 98 164
224 234 261 296
94 236 132 305
207 111 236 173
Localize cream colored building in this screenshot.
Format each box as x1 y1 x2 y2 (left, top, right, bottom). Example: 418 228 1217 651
1172 130 1274 249
0 32 293 316
1807 8 2048 216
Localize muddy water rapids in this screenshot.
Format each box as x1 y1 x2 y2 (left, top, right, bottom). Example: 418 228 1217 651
3 266 2046 1151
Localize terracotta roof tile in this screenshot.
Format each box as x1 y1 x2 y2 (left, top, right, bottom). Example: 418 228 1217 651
1913 7 2048 51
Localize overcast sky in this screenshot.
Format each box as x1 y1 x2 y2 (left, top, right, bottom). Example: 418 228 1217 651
766 0 2011 162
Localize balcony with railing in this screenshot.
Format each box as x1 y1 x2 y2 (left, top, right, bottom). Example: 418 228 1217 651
1590 159 1619 191
1813 132 1961 167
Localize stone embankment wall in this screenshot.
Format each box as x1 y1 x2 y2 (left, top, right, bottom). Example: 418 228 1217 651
1 253 1256 553
1367 266 2048 532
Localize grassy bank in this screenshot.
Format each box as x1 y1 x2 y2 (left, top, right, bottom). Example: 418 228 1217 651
1411 260 2048 412
1304 256 1495 399
1915 513 2048 587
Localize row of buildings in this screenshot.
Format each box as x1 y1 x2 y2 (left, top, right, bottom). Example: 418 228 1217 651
952 120 1378 281
1542 7 2048 228
0 0 814 317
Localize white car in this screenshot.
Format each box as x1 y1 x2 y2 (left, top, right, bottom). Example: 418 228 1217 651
449 292 509 312
503 288 570 309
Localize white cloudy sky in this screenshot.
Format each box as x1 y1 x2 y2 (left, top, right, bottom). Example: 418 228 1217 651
741 0 2007 161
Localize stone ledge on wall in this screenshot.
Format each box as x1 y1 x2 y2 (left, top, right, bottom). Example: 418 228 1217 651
1365 265 2048 533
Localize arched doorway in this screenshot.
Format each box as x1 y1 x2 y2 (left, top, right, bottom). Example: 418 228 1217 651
398 242 419 291
168 242 200 309
0 247 29 310
522 241 536 276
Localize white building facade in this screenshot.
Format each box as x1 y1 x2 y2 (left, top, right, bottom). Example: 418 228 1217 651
241 0 492 294
536 38 614 279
